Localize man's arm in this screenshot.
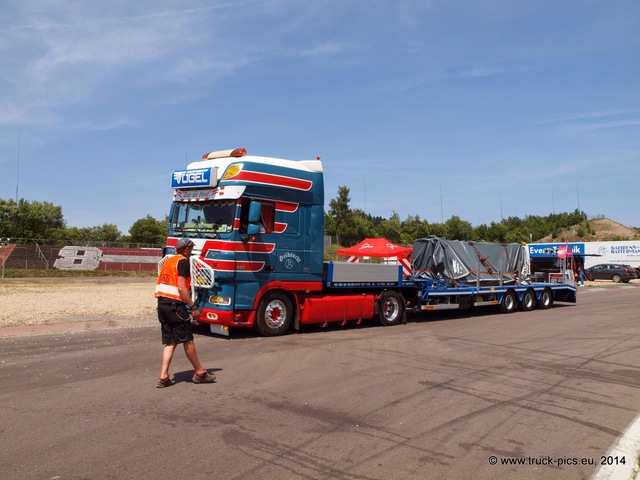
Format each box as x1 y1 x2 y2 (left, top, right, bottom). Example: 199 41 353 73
177 276 192 305
177 258 200 317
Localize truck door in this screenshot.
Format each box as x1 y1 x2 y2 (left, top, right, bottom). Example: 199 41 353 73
233 200 277 308
275 205 307 277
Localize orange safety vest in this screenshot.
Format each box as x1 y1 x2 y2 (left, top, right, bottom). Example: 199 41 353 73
155 255 188 301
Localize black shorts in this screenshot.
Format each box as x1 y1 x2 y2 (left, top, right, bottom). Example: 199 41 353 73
157 302 194 345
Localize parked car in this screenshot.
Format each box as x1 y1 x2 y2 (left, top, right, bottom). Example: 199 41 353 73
585 264 637 283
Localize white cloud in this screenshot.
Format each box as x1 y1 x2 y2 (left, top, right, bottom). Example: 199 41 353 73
557 118 640 135
534 110 640 136
0 2 244 129
299 42 349 58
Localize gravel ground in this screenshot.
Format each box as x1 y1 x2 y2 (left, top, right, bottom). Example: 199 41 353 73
0 278 158 328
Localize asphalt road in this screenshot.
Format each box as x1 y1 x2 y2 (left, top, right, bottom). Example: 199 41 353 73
1 284 639 480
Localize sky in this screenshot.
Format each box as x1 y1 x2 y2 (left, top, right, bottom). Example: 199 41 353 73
1 0 639 235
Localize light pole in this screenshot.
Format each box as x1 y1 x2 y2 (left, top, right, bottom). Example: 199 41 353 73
1 238 10 280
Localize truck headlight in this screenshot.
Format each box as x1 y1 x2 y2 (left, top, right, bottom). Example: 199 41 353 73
209 295 231 306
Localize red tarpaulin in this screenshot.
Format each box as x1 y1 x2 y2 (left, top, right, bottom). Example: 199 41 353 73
336 238 412 258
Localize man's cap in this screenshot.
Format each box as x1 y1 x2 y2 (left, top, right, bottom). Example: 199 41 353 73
176 238 195 249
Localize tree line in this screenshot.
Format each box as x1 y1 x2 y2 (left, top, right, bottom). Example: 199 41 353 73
326 186 590 246
0 198 167 245
1 189 590 247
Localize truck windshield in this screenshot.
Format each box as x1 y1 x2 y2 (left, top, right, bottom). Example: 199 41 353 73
169 200 236 236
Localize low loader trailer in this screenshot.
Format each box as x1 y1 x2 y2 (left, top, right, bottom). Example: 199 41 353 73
161 148 577 337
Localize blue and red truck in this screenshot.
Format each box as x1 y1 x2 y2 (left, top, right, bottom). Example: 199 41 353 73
161 148 577 337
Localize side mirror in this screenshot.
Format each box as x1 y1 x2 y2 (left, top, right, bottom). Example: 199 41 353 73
248 201 261 223
241 223 261 243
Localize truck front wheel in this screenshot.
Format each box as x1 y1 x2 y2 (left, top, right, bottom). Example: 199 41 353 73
255 292 293 336
376 291 404 326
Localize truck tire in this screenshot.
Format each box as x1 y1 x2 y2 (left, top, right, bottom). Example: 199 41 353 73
537 288 553 310
255 292 293 336
519 289 536 311
376 291 404 326
499 290 517 314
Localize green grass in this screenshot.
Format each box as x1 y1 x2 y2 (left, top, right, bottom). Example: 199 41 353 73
324 243 344 261
0 269 157 279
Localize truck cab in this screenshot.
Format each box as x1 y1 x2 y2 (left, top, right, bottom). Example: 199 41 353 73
163 148 325 335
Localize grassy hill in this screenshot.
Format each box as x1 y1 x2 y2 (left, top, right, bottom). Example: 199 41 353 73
538 218 640 243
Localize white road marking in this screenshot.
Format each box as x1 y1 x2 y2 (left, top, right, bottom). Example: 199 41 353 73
592 412 640 480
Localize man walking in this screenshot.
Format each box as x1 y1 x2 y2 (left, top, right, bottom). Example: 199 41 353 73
154 238 216 388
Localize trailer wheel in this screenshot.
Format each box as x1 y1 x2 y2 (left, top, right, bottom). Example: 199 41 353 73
537 288 553 310
255 292 293 336
499 290 517 314
376 291 404 326
520 289 536 311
